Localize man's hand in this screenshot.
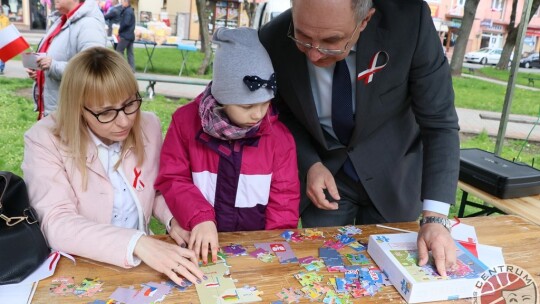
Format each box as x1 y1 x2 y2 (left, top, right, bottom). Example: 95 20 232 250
306 162 340 210
417 212 456 277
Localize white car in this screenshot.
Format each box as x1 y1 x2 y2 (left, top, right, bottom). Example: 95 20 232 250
465 48 503 65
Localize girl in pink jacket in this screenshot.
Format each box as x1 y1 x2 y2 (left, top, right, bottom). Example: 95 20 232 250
155 27 300 264
22 47 204 286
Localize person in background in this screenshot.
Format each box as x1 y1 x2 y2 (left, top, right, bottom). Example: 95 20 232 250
116 0 135 71
155 27 300 265
23 47 205 286
26 0 107 120
0 6 10 75
259 0 459 277
104 0 121 37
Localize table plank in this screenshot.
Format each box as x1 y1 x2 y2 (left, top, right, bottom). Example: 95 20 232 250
458 180 540 225
32 215 540 303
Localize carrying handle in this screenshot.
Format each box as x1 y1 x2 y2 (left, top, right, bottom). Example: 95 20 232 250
0 172 38 227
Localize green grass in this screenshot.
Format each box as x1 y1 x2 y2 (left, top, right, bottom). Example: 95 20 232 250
0 78 37 175
453 76 540 115
475 66 538 87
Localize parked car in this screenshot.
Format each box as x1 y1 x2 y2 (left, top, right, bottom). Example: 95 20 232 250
464 48 503 65
519 53 540 69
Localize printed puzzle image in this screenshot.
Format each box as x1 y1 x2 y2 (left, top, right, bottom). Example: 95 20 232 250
390 244 487 282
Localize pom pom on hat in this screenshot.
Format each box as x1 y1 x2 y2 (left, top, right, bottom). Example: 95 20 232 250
211 27 276 105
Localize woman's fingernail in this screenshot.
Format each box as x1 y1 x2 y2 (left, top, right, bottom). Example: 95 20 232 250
203 275 208 280
179 281 186 287
180 243 186 248
197 279 202 284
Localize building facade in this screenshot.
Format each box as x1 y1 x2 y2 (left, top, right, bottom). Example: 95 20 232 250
429 0 540 55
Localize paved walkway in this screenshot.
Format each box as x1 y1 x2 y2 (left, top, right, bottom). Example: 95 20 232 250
2 58 540 142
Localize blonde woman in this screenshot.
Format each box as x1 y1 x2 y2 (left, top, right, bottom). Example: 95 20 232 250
22 47 205 286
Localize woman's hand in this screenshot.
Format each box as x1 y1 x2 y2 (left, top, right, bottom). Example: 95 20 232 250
36 56 52 71
189 221 219 265
134 235 205 286
26 68 37 80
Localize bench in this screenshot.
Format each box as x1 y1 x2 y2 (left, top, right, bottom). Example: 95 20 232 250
527 76 540 87
457 180 540 225
135 74 209 99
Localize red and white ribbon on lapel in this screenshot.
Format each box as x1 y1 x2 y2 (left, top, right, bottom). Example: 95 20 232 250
133 167 145 191
357 51 389 84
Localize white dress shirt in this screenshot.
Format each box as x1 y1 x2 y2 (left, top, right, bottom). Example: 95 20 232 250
89 131 145 266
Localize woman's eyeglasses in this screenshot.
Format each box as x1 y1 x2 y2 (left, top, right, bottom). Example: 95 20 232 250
84 92 143 123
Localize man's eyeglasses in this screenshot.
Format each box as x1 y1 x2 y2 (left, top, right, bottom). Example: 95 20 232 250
84 92 143 123
287 22 360 56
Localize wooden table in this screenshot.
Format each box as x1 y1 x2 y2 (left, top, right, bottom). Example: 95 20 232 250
457 180 540 225
32 215 540 303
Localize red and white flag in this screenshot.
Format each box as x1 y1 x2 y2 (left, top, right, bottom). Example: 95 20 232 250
0 24 30 62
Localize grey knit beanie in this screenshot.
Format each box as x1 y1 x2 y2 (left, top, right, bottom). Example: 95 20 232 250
211 27 276 105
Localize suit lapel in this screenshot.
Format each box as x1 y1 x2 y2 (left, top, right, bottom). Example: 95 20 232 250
353 10 389 141
85 142 108 179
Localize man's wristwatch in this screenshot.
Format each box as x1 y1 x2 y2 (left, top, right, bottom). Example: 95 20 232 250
419 215 452 232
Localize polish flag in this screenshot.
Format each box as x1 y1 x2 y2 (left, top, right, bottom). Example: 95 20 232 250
0 24 30 62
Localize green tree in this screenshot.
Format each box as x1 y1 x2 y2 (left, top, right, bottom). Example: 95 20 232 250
450 0 481 76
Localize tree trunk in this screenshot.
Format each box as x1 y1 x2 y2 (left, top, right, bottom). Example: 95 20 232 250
497 0 540 69
450 0 481 76
196 0 212 75
496 0 518 69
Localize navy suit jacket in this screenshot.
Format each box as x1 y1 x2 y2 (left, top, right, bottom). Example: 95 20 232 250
259 0 460 222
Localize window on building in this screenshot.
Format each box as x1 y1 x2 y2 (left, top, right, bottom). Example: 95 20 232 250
491 0 504 12
456 0 466 7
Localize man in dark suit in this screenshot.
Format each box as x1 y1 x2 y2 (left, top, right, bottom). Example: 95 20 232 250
259 0 459 276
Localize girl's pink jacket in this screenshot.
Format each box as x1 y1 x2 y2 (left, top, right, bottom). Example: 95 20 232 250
155 96 300 232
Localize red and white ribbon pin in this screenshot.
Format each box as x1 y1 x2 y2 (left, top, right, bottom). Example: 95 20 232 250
133 168 145 191
357 51 389 84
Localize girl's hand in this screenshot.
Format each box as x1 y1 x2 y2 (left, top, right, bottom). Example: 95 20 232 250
134 235 205 286
169 218 190 248
189 221 219 265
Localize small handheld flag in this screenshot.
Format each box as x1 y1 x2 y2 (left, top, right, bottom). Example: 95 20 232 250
0 24 31 62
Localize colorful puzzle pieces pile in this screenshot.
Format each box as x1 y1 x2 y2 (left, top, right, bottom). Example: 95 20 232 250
49 277 103 298
281 228 326 242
